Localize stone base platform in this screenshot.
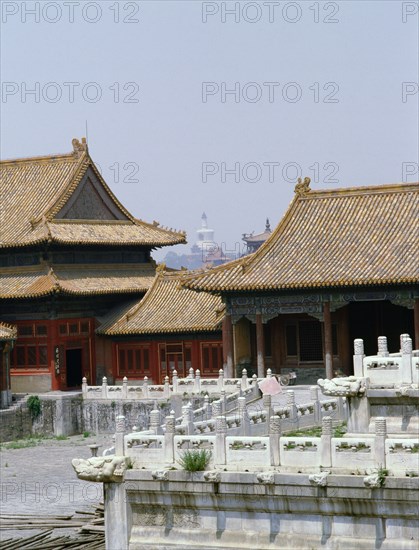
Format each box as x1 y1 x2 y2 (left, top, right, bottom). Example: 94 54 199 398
105 470 419 550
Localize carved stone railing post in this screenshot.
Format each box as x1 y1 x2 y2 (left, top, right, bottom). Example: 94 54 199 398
321 416 332 468
143 376 149 399
286 390 298 428
82 377 87 397
401 336 413 384
212 400 222 419
150 407 161 435
172 370 178 394
194 369 201 392
164 376 170 398
266 368 272 379
204 395 212 418
164 414 175 464
353 339 365 377
220 389 226 414
101 377 108 399
215 416 227 465
115 415 126 455
238 396 248 436
377 336 389 357
374 417 387 469
269 415 281 466
252 374 259 398
241 368 248 390
310 385 321 424
263 393 272 426
400 333 410 353
122 376 128 399
182 403 194 435
218 369 224 390
188 368 194 379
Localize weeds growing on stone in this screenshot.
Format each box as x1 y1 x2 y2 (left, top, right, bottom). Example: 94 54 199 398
1 437 45 450
376 466 389 487
27 395 42 419
178 449 212 472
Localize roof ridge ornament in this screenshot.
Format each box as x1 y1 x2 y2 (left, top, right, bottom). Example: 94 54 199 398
294 176 311 197
72 137 88 157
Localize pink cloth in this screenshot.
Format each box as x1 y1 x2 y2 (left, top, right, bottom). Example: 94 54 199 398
258 376 282 396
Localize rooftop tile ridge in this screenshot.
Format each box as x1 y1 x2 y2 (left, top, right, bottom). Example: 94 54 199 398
52 263 156 272
133 217 187 237
301 181 419 199
0 151 77 165
48 218 133 225
124 270 163 322
45 265 61 292
238 192 301 271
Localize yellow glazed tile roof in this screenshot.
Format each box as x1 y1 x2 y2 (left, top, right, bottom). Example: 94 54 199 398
99 269 224 335
0 323 17 341
183 181 419 292
0 139 186 248
0 264 156 299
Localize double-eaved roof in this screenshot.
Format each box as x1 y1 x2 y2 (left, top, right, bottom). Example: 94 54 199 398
0 264 157 299
98 268 224 335
183 180 419 292
0 138 186 249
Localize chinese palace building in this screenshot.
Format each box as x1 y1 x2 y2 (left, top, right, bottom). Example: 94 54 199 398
97 268 224 383
242 218 272 255
0 138 186 392
183 178 419 384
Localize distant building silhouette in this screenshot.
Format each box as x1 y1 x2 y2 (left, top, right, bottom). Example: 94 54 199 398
242 218 272 255
165 213 234 270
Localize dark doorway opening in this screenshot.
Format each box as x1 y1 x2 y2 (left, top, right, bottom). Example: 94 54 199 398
66 348 82 388
348 300 414 355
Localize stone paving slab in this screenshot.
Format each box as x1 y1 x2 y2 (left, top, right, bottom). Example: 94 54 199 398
0 434 111 539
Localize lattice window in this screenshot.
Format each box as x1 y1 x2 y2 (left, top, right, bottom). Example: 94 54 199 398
117 345 151 377
201 342 223 374
298 321 323 362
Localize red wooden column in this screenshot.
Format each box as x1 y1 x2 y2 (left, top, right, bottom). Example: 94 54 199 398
323 302 333 379
222 314 234 378
256 313 265 378
414 298 419 350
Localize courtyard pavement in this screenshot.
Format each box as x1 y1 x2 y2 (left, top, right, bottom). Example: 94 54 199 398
0 433 109 540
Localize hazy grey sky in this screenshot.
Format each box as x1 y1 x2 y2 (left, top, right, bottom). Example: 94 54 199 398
1 1 418 260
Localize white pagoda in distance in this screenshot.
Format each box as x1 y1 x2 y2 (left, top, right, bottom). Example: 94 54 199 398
193 212 217 253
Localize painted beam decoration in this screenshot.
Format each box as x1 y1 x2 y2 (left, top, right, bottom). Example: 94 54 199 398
227 289 417 323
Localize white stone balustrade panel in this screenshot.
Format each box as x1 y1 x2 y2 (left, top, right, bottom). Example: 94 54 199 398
124 434 165 465
280 437 320 468
386 439 419 474
225 436 271 467
85 387 102 399
296 402 316 428
194 419 216 434
331 437 376 470
126 387 144 399
363 356 402 384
